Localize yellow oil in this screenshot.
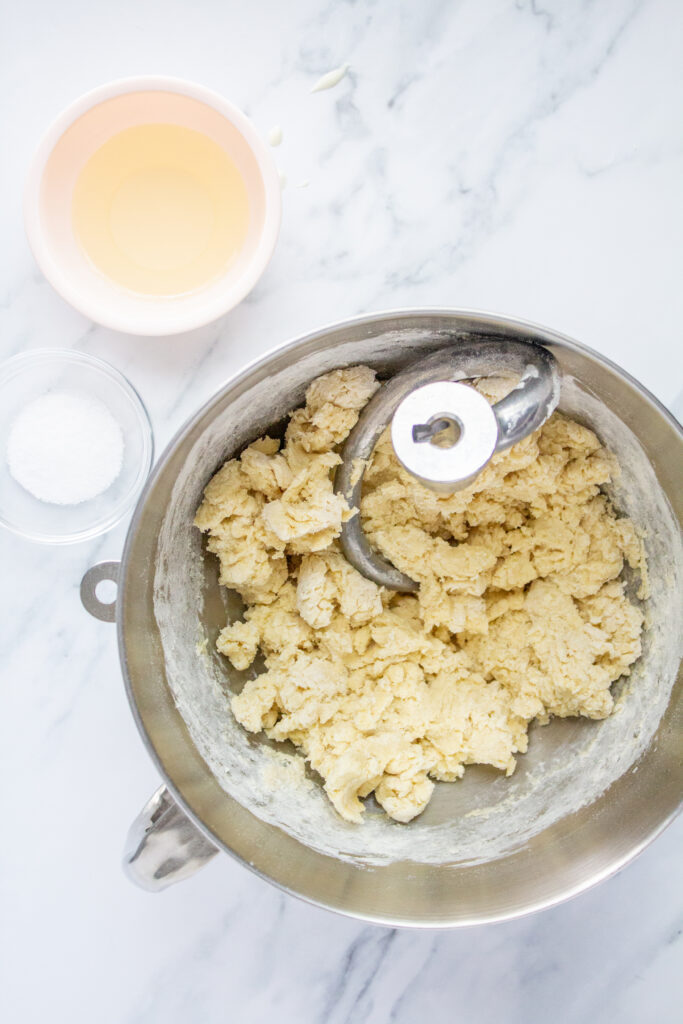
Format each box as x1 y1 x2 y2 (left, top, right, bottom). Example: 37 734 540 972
72 123 250 296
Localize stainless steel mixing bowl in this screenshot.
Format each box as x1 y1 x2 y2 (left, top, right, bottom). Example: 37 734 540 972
82 310 683 926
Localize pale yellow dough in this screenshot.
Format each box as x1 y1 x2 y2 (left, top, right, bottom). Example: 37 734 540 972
195 366 645 824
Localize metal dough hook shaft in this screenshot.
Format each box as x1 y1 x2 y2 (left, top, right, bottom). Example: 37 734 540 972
334 338 560 591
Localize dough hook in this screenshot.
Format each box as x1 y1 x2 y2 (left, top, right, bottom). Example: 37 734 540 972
335 338 561 591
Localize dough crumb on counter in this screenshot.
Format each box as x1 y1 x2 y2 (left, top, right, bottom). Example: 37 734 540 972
195 366 646 825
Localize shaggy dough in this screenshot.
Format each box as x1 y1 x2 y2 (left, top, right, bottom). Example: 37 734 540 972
195 366 645 824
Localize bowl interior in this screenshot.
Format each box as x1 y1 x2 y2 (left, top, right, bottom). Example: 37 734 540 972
0 350 152 543
29 87 278 334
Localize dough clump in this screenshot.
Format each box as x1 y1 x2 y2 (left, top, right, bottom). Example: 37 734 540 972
195 367 645 824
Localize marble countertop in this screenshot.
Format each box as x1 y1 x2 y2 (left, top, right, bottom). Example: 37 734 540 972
1 0 681 1021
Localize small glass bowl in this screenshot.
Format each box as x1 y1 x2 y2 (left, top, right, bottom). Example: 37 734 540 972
0 349 153 543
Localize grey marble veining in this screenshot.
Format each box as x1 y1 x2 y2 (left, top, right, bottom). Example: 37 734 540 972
0 0 681 1022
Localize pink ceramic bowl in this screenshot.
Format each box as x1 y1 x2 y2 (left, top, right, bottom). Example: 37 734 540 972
24 76 282 336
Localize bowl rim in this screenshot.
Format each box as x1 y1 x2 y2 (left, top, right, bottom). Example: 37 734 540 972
117 307 682 927
23 75 282 336
0 347 154 543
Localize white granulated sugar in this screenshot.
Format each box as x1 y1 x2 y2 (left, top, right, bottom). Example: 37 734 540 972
6 391 124 505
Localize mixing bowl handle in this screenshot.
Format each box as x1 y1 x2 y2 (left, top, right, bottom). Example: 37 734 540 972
80 565 219 890
123 785 218 892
